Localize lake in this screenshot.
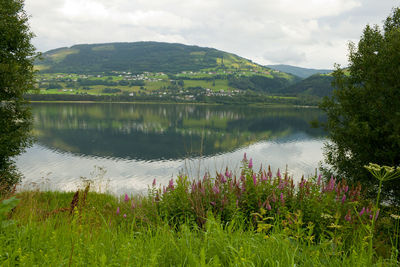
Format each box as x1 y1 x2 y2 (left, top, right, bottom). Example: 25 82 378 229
16 102 327 195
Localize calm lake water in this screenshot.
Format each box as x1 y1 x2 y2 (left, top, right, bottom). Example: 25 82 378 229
16 102 326 195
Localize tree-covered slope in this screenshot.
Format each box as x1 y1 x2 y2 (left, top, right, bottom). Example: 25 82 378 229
37 42 267 74
285 74 334 97
267 64 332 79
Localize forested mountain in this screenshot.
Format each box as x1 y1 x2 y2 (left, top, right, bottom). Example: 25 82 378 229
37 42 273 75
267 64 332 79
285 74 334 97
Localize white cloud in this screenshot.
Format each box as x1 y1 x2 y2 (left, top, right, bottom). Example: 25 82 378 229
25 0 397 68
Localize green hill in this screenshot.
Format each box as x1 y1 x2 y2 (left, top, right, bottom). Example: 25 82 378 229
34 42 302 95
267 64 332 79
37 42 274 75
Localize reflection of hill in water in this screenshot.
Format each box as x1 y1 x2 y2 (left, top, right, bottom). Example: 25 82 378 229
32 103 326 160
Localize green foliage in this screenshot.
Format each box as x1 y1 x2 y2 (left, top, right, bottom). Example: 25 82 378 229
0 0 37 191
319 7 400 204
0 196 19 228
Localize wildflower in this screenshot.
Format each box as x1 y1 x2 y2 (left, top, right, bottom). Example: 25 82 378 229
168 179 174 190
266 202 271 210
344 185 349 193
344 211 351 222
252 173 257 186
248 158 253 169
390 214 400 220
317 174 322 186
359 207 365 216
124 194 130 202
243 153 247 161
221 173 227 183
280 192 285 205
123 214 127 218
321 213 333 219
210 201 216 206
152 178 157 187
261 171 267 182
212 185 220 194
341 194 346 204
277 169 281 179
375 209 380 221
116 207 120 215
225 169 232 179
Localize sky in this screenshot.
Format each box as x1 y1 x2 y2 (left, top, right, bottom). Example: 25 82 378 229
25 0 397 69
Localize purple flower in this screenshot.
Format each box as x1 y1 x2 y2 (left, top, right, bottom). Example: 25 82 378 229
252 173 257 186
341 194 346 204
266 202 271 210
152 178 157 187
212 185 220 194
261 172 267 182
277 169 281 179
124 194 130 202
123 214 127 218
243 153 247 161
280 192 285 204
375 209 380 221
345 212 351 222
248 158 253 169
359 207 365 216
317 174 322 186
116 207 120 215
344 185 349 193
210 201 216 206
168 179 174 190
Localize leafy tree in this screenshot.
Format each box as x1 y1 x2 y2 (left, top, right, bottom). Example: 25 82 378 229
319 8 400 203
0 0 37 191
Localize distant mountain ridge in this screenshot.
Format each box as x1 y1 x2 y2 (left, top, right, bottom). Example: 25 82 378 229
267 64 332 79
37 42 271 74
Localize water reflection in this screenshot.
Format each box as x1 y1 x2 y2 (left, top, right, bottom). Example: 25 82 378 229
32 103 325 160
17 103 326 194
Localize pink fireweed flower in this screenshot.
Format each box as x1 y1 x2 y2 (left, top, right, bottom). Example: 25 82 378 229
261 171 267 182
124 194 130 202
191 182 196 192
359 207 365 216
345 211 351 222
168 179 174 190
212 185 220 194
152 178 157 187
280 192 285 205
221 174 227 183
116 207 120 215
341 194 346 204
162 186 166 194
243 153 247 161
277 169 281 179
248 158 253 169
123 214 127 218
344 185 349 193
375 209 380 221
317 174 322 186
266 202 271 210
252 173 257 186
225 169 232 179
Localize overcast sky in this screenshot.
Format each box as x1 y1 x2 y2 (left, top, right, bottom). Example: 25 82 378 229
25 0 397 69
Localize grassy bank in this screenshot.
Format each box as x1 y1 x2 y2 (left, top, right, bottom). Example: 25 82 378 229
1 157 399 266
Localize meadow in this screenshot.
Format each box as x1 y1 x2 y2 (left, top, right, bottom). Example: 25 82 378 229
1 156 399 266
